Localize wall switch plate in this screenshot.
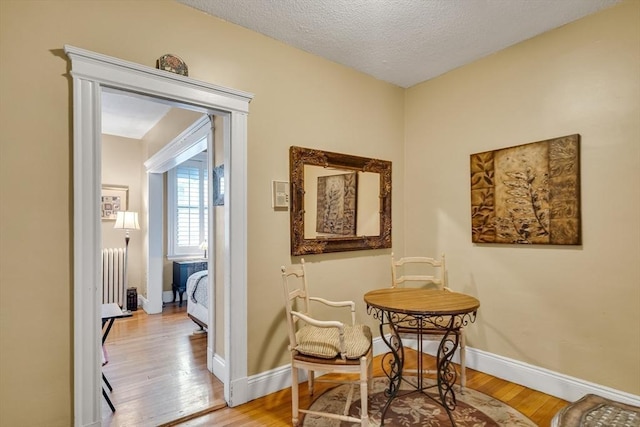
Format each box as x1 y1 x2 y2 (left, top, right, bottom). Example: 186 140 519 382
272 180 289 208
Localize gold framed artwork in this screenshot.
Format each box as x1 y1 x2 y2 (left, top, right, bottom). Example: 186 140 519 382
101 185 129 220
289 146 392 256
470 134 581 245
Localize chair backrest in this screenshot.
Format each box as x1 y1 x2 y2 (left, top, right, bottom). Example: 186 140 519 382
391 252 447 290
281 258 311 350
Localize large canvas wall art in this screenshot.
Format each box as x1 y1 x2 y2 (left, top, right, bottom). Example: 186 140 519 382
316 172 358 236
470 134 581 245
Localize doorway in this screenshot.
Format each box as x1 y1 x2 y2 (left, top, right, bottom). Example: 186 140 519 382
101 92 221 423
66 45 252 426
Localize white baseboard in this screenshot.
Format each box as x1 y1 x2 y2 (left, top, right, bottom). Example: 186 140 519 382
162 291 174 303
248 364 294 401
229 376 249 407
467 346 640 406
210 350 253 407
141 292 183 311
246 336 640 407
138 294 149 311
209 349 226 382
392 337 640 406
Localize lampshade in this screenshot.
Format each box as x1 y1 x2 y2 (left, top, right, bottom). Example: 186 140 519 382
114 211 140 231
199 240 208 251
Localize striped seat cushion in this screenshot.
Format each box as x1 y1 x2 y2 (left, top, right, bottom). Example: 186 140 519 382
295 324 372 359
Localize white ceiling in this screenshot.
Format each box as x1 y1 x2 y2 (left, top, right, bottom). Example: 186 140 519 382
177 0 620 88
102 91 172 139
104 0 620 139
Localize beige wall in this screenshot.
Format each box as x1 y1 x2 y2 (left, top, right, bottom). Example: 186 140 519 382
0 1 404 425
102 134 144 294
404 0 639 395
1 0 637 425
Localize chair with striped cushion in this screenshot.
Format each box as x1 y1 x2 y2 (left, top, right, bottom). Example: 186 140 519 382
281 259 373 426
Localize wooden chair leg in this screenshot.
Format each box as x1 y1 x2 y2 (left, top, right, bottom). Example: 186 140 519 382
291 365 299 426
367 354 373 391
308 369 315 396
360 356 369 426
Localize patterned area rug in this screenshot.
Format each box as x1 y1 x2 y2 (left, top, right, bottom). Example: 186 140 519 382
302 377 536 426
551 394 640 427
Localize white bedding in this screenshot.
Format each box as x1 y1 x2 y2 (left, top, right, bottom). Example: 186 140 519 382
186 270 209 329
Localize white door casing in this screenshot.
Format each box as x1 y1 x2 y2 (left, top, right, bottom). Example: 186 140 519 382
65 45 252 427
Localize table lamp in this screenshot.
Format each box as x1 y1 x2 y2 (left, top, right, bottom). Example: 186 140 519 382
199 240 208 258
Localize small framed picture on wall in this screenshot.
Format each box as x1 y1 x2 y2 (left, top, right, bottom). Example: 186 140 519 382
213 164 224 206
101 185 129 220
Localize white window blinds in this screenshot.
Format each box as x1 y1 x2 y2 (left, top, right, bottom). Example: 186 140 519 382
168 156 208 258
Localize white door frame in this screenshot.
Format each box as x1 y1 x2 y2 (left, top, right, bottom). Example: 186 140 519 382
65 45 253 427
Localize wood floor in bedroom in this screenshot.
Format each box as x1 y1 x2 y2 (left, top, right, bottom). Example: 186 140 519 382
101 302 225 427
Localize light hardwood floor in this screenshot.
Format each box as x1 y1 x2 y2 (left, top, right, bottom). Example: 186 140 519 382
104 304 568 426
175 352 569 427
101 302 225 426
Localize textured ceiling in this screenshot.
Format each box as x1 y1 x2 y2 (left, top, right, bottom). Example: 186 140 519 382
105 0 620 139
177 0 620 88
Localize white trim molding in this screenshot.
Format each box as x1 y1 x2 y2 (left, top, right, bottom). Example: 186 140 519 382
388 337 640 406
467 347 640 406
247 336 640 408
144 115 211 174
65 45 253 427
210 350 227 384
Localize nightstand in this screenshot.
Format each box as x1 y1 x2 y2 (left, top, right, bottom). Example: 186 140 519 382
172 260 207 306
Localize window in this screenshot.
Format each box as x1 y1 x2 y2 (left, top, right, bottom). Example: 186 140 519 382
168 154 208 258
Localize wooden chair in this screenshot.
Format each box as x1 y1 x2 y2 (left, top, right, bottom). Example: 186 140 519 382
281 259 373 426
390 253 468 392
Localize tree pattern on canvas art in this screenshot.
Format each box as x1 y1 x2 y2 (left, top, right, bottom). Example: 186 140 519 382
470 135 581 245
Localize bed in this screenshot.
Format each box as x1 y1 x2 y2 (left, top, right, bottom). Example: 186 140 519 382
186 270 209 330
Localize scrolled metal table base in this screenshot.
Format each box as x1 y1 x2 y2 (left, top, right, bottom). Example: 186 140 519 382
367 306 476 426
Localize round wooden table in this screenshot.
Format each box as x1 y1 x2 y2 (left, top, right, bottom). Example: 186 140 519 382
365 288 480 426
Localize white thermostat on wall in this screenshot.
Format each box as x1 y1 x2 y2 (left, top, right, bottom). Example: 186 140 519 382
272 180 289 209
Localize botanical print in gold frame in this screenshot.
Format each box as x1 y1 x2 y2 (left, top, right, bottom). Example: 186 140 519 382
470 134 581 245
316 173 358 236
